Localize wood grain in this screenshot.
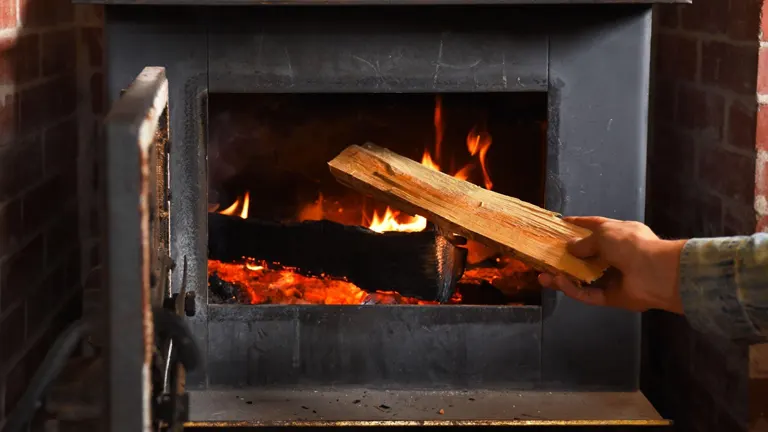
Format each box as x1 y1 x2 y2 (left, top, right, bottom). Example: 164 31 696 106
328 143 608 283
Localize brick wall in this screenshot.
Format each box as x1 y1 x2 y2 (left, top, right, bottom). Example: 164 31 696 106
0 0 103 425
645 0 767 430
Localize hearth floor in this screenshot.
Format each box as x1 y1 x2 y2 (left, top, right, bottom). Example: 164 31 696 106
186 388 669 427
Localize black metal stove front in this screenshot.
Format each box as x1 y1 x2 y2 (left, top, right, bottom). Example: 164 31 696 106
101 3 669 428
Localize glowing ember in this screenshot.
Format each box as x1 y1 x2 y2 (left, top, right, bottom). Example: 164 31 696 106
208 259 459 305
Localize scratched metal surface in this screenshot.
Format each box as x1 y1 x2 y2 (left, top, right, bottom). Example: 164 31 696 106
104 67 170 432
206 305 542 388
207 7 548 93
186 388 668 423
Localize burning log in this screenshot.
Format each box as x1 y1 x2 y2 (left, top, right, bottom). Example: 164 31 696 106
328 143 609 283
208 213 467 302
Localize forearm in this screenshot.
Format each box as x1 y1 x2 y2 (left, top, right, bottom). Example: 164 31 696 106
678 234 768 343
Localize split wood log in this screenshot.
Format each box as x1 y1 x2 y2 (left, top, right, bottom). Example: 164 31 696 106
208 213 467 302
328 143 608 283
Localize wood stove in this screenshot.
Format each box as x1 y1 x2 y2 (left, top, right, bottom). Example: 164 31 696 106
91 1 685 429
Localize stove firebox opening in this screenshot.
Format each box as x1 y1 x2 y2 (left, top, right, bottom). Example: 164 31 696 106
206 93 547 306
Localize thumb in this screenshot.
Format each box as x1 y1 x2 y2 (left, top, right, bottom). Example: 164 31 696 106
567 234 599 258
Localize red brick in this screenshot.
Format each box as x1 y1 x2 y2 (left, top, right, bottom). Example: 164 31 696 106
20 0 73 29
663 185 723 237
723 202 757 235
0 199 23 257
0 92 17 145
27 265 65 338
90 72 104 115
758 214 768 232
698 146 756 202
657 6 679 29
14 33 39 84
680 0 730 34
763 0 768 41
691 191 723 237
0 134 43 201
757 154 768 197
0 304 25 365
0 0 16 29
656 33 698 81
19 74 77 135
42 29 76 77
44 208 78 266
757 105 768 151
759 47 768 95
80 27 103 68
676 86 725 140
652 79 677 126
652 125 697 180
44 117 78 175
22 171 76 235
728 101 757 152
0 33 40 85
727 0 762 41
0 36 11 83
1 235 44 310
703 42 758 95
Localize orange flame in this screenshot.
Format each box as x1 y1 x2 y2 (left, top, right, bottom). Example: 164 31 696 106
366 97 494 233
467 127 493 190
217 191 250 219
421 150 440 172
434 95 444 163
368 207 427 233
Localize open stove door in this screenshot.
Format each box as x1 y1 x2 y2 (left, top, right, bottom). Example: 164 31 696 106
104 66 197 432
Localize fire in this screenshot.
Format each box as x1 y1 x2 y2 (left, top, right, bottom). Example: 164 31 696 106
368 96 494 233
421 150 440 172
433 95 444 162
466 126 493 190
207 96 529 307
218 191 250 219
368 207 427 233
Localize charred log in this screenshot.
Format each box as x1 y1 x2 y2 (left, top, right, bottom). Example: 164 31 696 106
208 272 249 304
208 213 467 302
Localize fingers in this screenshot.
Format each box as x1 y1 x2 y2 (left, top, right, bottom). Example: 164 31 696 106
568 235 598 258
538 274 607 307
562 216 612 231
563 216 614 259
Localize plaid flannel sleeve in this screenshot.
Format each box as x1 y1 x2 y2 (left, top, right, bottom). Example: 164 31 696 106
678 233 768 343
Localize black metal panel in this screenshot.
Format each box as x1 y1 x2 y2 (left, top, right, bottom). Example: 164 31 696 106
207 7 547 93
541 5 651 390
206 305 541 388
104 3 652 393
104 67 169 432
105 6 210 387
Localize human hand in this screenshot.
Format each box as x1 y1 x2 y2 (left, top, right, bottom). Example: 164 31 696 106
538 216 687 314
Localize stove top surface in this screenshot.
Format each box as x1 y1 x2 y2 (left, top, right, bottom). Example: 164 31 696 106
187 387 669 427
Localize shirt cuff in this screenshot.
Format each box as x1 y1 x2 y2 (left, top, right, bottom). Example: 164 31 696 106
678 237 765 343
